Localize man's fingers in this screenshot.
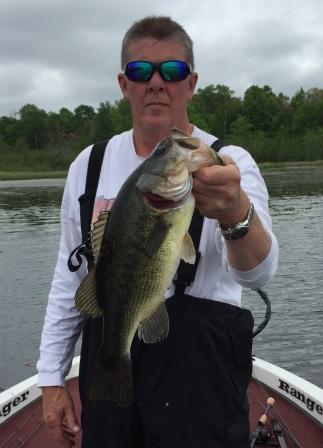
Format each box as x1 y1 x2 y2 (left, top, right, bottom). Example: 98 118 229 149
46 418 72 447
219 154 236 166
60 422 77 447
64 403 80 433
193 160 240 187
42 386 79 447
193 167 240 198
192 153 242 219
44 417 76 447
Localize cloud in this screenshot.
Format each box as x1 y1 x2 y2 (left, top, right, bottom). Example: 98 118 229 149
0 0 322 115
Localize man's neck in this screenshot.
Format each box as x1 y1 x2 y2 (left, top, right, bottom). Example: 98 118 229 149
133 123 194 158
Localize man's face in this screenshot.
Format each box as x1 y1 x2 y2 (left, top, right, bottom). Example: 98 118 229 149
118 38 198 135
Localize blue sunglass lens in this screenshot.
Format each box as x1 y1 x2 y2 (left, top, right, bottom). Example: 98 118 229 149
125 62 153 81
160 61 190 81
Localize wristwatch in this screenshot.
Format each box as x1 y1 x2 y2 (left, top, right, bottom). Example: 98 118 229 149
220 202 255 240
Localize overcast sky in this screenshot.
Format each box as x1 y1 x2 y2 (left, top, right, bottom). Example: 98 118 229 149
1 0 322 116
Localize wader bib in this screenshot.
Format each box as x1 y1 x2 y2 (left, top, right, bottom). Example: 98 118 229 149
75 139 254 448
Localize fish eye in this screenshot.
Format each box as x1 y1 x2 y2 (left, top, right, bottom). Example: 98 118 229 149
154 137 172 156
155 145 166 156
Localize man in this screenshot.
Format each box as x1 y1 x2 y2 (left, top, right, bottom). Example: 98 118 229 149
38 16 278 448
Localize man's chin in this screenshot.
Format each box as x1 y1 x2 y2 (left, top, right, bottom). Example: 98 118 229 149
142 116 173 131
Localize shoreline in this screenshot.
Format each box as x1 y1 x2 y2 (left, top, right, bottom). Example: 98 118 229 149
1 160 323 181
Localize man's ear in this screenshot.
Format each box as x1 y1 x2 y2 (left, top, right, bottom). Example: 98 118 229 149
118 73 128 99
188 72 198 100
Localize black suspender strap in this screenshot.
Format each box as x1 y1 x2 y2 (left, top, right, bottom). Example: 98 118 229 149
67 139 108 272
174 139 225 295
210 138 225 153
79 140 109 242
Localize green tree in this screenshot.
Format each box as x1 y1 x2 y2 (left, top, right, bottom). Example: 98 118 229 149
74 104 95 125
290 87 306 110
73 105 95 149
242 85 282 135
57 108 75 134
187 100 210 132
190 84 241 139
274 93 293 134
291 88 323 135
227 115 253 147
0 116 21 146
111 99 132 134
19 104 49 149
300 128 323 161
93 102 115 141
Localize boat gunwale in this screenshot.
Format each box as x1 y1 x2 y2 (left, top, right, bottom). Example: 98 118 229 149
1 356 323 428
252 357 323 427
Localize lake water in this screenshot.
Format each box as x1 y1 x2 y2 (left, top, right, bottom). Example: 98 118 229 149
0 167 322 391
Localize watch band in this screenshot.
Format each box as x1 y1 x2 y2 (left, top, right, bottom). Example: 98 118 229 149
221 202 255 240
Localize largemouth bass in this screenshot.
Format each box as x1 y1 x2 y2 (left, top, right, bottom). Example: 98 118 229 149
75 129 224 405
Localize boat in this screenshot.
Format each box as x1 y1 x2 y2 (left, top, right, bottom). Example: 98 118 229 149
1 356 322 447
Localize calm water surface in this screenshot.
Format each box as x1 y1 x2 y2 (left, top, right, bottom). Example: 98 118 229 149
0 168 322 391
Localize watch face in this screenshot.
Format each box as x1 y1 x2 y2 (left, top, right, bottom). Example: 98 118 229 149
223 224 249 240
230 226 249 240
221 202 254 240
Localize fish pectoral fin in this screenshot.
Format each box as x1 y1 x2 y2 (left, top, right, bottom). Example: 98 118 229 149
145 219 171 257
180 232 196 264
138 301 169 343
75 268 103 318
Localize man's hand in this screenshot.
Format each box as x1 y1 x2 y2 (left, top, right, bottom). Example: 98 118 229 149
192 155 249 225
42 386 80 447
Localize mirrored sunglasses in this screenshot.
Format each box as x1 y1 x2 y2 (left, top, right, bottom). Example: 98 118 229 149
124 60 192 82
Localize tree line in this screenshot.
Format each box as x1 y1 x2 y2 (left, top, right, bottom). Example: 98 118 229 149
1 84 323 172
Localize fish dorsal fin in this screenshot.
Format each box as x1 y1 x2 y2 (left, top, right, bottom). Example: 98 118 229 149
180 232 196 264
75 268 103 318
138 301 169 343
90 211 110 265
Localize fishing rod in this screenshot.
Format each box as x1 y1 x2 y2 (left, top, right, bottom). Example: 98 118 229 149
250 397 290 448
250 397 275 447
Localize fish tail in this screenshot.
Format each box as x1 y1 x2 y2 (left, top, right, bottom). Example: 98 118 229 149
89 355 133 406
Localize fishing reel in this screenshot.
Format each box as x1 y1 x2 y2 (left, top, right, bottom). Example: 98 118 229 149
250 397 288 448
250 414 271 445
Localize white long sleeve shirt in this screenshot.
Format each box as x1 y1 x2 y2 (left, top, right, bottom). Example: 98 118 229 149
37 126 279 386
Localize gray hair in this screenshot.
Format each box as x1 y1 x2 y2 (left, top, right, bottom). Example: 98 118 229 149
121 16 194 70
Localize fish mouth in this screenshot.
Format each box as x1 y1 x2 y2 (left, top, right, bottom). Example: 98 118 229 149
139 173 192 210
144 192 182 210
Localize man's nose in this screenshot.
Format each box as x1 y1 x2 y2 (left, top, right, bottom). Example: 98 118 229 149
147 70 166 90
